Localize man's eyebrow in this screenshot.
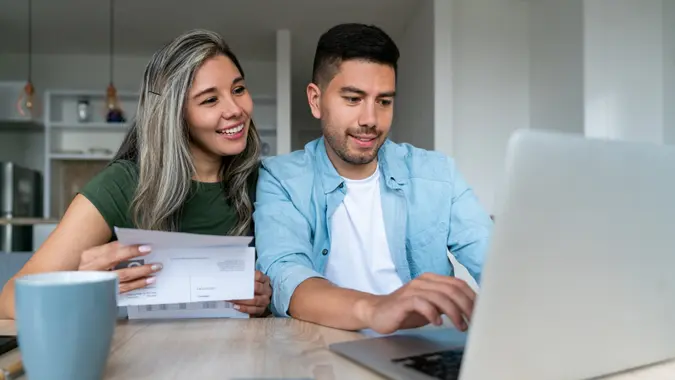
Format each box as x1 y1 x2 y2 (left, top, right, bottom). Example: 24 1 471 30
340 86 366 96
339 86 396 98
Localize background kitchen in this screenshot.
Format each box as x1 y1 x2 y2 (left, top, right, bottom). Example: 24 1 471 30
2 0 674 287
0 0 433 285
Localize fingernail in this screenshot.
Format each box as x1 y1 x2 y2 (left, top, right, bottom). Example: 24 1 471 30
233 304 240 310
139 245 152 253
151 263 163 271
146 277 156 285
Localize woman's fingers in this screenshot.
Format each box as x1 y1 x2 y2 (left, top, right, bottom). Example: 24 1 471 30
119 276 156 293
233 304 265 315
231 293 270 316
79 242 152 271
116 263 162 283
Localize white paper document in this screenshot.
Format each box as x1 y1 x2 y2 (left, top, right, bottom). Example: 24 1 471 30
126 301 248 319
114 227 255 308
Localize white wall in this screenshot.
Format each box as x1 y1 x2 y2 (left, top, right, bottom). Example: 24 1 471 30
0 53 277 97
276 30 292 155
450 0 530 213
584 0 665 144
665 0 675 145
290 72 319 151
391 0 434 150
529 0 585 135
434 0 454 156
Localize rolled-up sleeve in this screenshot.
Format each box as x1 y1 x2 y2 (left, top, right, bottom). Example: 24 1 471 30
253 164 325 317
446 157 493 285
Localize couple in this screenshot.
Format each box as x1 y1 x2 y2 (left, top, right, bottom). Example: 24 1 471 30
0 23 493 334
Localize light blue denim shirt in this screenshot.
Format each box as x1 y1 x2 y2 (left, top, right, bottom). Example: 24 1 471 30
254 137 493 317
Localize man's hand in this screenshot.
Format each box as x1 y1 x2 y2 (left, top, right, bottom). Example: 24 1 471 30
230 270 272 317
358 273 476 334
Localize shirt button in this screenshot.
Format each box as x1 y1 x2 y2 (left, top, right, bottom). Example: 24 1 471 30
322 249 329 256
338 183 344 188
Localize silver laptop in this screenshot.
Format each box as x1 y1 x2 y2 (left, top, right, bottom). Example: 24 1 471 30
329 129 675 380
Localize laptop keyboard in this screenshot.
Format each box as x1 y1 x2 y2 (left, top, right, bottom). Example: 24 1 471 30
392 349 464 380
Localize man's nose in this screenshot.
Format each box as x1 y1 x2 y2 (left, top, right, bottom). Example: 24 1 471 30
358 102 377 128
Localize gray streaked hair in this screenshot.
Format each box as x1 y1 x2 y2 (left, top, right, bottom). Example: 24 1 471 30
113 29 261 236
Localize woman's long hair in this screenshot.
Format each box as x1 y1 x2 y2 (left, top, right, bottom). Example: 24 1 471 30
113 29 261 236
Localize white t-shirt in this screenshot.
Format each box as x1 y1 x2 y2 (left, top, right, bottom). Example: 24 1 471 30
325 167 404 295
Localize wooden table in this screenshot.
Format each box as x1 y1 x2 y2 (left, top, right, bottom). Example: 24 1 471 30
1 318 675 379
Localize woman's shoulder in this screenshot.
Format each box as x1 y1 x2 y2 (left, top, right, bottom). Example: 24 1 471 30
78 160 139 230
100 159 139 181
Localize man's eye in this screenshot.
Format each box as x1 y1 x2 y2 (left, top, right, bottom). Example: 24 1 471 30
344 97 360 103
380 99 393 106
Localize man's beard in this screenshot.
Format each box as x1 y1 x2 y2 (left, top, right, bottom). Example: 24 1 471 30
323 124 384 165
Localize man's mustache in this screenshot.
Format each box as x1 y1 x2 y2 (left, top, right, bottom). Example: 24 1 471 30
346 126 379 136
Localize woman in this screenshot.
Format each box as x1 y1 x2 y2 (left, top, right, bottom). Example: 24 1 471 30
0 29 271 319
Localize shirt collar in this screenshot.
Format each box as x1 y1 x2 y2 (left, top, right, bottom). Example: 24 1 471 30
316 137 408 194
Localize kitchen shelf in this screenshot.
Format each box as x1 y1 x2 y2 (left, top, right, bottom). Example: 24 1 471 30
50 153 113 161
50 121 131 131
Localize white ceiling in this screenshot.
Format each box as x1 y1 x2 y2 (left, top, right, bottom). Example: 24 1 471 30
0 0 421 70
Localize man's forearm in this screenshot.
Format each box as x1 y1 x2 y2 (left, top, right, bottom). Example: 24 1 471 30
288 278 379 330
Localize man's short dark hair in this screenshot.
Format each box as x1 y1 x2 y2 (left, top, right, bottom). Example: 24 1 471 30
311 23 400 88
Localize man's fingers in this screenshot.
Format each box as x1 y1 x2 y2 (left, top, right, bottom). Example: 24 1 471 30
119 276 155 293
405 295 443 326
409 289 468 330
413 280 474 322
418 273 476 302
115 264 162 283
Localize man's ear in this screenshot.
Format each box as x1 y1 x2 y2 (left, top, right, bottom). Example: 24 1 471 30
307 83 322 120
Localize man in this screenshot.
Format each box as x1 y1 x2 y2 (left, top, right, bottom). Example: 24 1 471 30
254 23 492 334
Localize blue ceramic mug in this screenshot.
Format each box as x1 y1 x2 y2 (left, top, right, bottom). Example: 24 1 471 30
15 271 119 380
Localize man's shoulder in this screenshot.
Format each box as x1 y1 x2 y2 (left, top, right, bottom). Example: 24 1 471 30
383 140 456 182
260 139 321 182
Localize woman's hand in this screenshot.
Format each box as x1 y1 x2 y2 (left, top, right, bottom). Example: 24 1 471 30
231 270 272 317
78 241 162 293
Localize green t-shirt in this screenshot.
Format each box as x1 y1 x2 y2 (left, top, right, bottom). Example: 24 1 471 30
79 160 256 240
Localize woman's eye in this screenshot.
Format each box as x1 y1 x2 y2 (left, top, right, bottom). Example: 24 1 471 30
201 97 217 105
233 86 247 95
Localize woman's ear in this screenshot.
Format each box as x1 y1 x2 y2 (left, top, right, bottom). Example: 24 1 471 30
306 83 322 120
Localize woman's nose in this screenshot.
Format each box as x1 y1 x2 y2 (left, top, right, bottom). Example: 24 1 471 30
221 98 243 120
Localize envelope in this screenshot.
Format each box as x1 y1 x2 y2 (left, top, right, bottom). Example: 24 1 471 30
114 227 255 308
